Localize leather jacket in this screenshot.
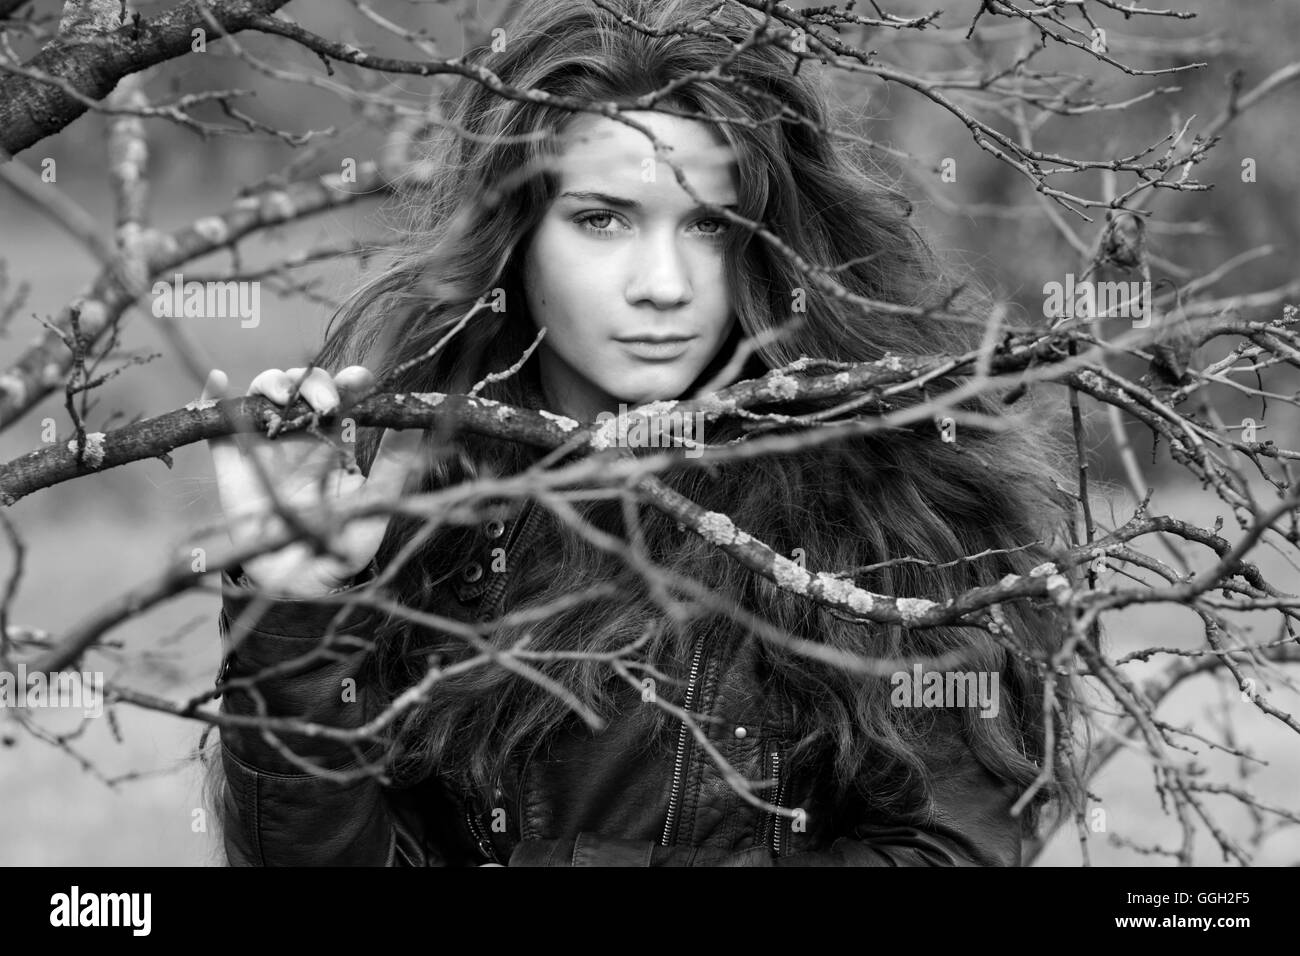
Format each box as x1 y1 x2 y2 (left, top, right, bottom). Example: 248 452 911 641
215 495 1028 867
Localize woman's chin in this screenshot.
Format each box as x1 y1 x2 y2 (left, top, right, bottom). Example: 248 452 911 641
604 377 697 409
608 391 681 410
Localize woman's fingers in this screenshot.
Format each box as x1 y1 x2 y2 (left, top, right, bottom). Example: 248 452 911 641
248 366 341 413
333 365 375 401
284 366 340 414
248 367 292 404
200 368 229 404
332 365 375 423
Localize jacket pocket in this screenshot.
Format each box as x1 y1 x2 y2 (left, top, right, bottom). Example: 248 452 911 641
219 744 398 866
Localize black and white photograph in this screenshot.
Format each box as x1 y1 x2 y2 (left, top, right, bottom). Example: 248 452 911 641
0 0 1296 919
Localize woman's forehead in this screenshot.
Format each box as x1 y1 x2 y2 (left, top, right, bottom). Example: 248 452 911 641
553 112 737 202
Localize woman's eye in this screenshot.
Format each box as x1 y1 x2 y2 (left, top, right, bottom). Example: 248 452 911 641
574 211 626 235
693 218 730 238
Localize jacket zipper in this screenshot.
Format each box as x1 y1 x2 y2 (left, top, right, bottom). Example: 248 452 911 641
465 805 500 864
767 746 787 856
660 634 707 847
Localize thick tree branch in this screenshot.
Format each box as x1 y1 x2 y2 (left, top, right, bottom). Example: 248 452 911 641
0 0 291 158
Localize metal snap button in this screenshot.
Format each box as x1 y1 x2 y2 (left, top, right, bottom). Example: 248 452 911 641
485 519 506 539
734 726 747 739
461 562 484 583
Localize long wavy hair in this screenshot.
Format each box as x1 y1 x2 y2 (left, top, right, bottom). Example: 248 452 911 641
311 0 1085 836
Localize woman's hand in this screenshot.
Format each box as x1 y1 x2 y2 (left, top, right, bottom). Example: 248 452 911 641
202 366 425 598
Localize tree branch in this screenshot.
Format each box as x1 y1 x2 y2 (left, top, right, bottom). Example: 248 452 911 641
0 0 291 158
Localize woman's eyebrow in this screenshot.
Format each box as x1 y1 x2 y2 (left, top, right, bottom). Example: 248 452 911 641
559 189 737 211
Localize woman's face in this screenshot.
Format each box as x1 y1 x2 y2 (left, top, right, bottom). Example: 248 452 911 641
521 110 738 423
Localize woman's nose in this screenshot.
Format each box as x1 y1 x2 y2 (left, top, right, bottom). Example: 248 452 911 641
625 233 692 308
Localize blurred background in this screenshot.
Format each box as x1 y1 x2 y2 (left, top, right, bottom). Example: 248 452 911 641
0 0 1297 865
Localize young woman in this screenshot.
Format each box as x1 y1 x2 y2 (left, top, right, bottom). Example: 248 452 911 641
204 0 1083 866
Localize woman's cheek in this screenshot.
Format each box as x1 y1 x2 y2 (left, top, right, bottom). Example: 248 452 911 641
564 280 616 351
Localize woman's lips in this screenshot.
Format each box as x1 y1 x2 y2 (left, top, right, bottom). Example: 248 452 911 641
615 336 696 360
